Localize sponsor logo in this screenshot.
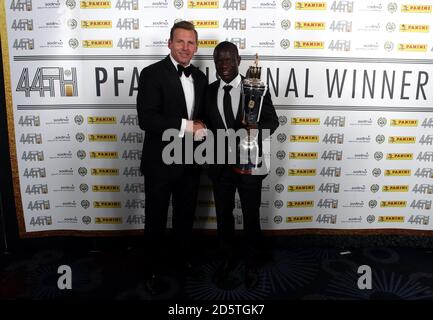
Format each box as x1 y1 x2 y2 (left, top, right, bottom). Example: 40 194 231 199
296 2 326 10
286 216 313 223
277 133 287 143
421 118 433 128
329 20 352 32
382 185 409 192
318 183 339 193
10 0 32 11
341 216 363 223
92 185 120 192
120 114 138 125
81 20 112 28
121 132 143 143
419 135 433 145
91 168 119 176
290 135 319 142
115 0 139 10
124 183 145 193
223 0 246 10
317 199 338 208
276 150 286 160
287 200 314 208
82 216 91 224
378 216 404 223
125 199 146 209
288 185 315 192
408 215 429 225
126 214 145 224
117 18 139 30
401 4 432 13
223 18 246 30
291 117 320 125
18 115 40 126
324 116 345 127
410 200 432 210
388 136 415 144
400 24 429 33
386 153 413 160
294 41 324 49
88 134 117 142
226 37 246 49
412 184 433 194
88 116 116 124
274 215 283 224
275 167 285 176
11 19 34 31
414 168 433 178
321 150 343 161
90 151 118 159
198 40 218 48
316 214 337 224
367 215 376 223
27 200 50 211
93 201 121 208
322 133 344 144
22 150 44 162
320 167 341 177
288 168 316 176
372 168 381 177
29 216 52 226
295 21 325 30
384 169 411 176
289 152 318 159
279 116 288 125
95 217 122 224
330 0 353 12
380 201 407 208
20 133 42 144
190 20 219 28
80 1 112 9
398 44 427 52
274 200 284 209
369 200 377 208
328 40 351 51
188 0 219 8
82 40 113 48
25 184 48 194
417 152 433 162
123 167 142 177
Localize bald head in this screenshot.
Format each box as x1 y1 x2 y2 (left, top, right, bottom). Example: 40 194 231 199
213 41 241 83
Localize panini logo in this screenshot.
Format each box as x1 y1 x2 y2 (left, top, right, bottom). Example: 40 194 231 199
286 216 313 223
294 41 324 49
83 40 113 48
386 153 413 160
92 185 120 192
88 116 116 124
296 2 327 10
391 119 418 126
378 216 404 223
90 152 118 159
385 169 411 176
388 136 416 144
91 168 119 176
291 117 320 125
93 201 121 208
190 20 219 28
290 135 319 142
95 217 122 224
81 1 111 8
401 5 432 13
288 169 316 176
288 185 315 192
88 134 117 142
198 40 218 48
380 201 407 208
287 200 314 208
289 152 318 159
398 44 427 52
382 185 409 192
295 22 326 30
399 24 429 32
81 20 112 28
188 1 219 8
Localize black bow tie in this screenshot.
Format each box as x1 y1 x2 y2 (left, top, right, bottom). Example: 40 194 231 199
177 64 193 77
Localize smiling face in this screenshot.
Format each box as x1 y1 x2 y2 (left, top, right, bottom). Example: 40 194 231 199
214 46 241 84
168 28 198 67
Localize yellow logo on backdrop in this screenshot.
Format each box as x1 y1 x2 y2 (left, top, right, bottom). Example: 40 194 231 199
398 44 427 52
290 135 319 142
286 216 313 223
288 185 315 192
190 20 219 28
390 119 418 126
88 134 117 142
81 20 112 28
384 169 411 176
92 185 120 192
91 168 119 176
82 40 113 48
399 24 429 32
198 40 218 48
378 216 405 223
80 1 111 8
288 169 317 176
93 201 121 209
388 136 416 144
295 22 326 30
90 152 118 159
289 152 318 160
386 153 413 160
401 5 432 13
188 1 219 8
294 41 324 49
291 117 320 125
88 117 116 124
296 2 327 10
95 217 122 224
382 185 409 192
287 200 314 208
380 201 407 207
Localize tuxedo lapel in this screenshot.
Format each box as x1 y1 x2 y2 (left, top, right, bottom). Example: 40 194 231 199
211 80 226 129
162 56 189 119
192 67 201 119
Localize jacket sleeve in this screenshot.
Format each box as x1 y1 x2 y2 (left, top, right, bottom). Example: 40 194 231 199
136 67 182 134
257 89 279 139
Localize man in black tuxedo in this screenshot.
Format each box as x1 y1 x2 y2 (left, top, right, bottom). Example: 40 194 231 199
136 21 208 295
204 42 279 288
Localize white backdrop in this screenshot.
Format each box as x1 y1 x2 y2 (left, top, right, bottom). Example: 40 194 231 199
2 0 433 236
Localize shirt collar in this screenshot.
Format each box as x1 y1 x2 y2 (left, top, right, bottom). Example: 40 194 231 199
169 54 191 71
219 74 242 90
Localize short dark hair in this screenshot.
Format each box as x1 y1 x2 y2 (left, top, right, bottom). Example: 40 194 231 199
213 41 239 60
170 21 198 42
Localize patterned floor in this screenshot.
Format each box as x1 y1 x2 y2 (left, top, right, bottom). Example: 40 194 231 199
1 236 433 301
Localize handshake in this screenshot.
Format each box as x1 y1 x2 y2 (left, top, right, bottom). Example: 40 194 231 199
186 120 207 141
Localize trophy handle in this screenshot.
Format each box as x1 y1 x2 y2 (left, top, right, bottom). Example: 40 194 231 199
256 85 268 122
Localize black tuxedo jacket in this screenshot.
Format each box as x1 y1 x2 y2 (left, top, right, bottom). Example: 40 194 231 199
137 55 208 179
204 78 279 180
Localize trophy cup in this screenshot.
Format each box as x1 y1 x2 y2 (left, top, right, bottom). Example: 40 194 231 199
234 54 268 175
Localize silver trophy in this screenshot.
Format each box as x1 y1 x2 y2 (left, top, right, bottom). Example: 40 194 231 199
235 54 268 175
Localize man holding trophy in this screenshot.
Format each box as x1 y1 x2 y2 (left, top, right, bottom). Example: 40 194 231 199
204 41 279 288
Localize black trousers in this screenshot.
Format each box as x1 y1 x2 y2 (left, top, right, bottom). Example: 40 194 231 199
143 166 200 275
211 167 264 266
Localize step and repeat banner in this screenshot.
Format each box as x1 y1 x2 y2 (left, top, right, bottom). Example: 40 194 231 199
2 0 433 236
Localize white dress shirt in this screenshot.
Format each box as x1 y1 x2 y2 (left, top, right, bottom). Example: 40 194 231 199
217 74 242 130
169 55 195 137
